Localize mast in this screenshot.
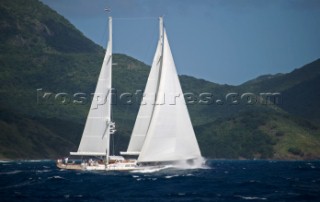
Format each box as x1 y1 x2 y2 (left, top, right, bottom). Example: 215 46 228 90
141 16 164 145
70 16 113 161
109 17 112 51
106 16 112 165
121 17 164 155
153 16 164 110
159 16 163 47
137 19 202 163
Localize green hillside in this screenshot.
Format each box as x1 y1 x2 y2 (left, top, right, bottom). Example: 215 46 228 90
240 59 320 123
0 0 319 160
240 59 320 93
193 58 320 159
196 109 320 159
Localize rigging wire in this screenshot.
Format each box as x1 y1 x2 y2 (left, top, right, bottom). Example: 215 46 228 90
113 16 158 20
106 16 159 156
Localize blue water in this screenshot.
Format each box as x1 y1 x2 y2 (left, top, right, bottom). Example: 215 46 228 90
1 160 319 202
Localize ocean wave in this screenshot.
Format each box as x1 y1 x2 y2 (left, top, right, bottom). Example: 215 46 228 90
0 170 22 175
47 175 66 180
0 179 38 189
165 174 179 179
64 194 83 199
0 159 52 163
0 160 13 163
235 195 267 200
1 160 318 201
36 169 52 173
20 159 52 163
171 157 210 170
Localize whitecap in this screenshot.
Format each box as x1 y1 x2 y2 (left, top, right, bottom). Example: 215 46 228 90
0 160 13 163
0 170 22 175
21 159 51 163
165 174 179 179
171 157 210 170
36 169 51 173
48 176 65 180
235 195 267 200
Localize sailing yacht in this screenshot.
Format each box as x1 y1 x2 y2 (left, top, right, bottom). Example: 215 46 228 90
57 17 202 171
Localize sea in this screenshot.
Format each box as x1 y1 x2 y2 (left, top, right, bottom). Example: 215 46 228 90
0 160 319 202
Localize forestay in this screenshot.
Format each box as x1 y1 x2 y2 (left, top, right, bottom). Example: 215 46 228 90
137 28 202 162
123 18 164 154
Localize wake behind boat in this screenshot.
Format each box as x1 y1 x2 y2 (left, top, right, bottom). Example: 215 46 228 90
56 16 203 171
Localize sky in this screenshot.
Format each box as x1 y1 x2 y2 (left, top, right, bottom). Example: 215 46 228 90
40 0 320 85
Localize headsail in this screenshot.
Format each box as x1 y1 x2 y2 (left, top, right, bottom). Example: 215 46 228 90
71 17 113 156
122 18 164 155
137 28 201 162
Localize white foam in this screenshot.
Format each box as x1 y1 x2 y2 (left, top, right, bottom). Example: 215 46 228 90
0 160 13 163
20 159 52 163
48 176 65 180
236 195 267 200
36 169 52 173
131 165 172 173
165 174 179 179
172 157 209 169
0 170 22 175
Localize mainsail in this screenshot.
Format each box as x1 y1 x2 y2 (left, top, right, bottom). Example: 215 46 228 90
124 17 202 162
71 17 113 156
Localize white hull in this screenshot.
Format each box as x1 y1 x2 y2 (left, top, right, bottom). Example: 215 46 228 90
57 161 139 171
57 157 205 171
56 161 166 171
